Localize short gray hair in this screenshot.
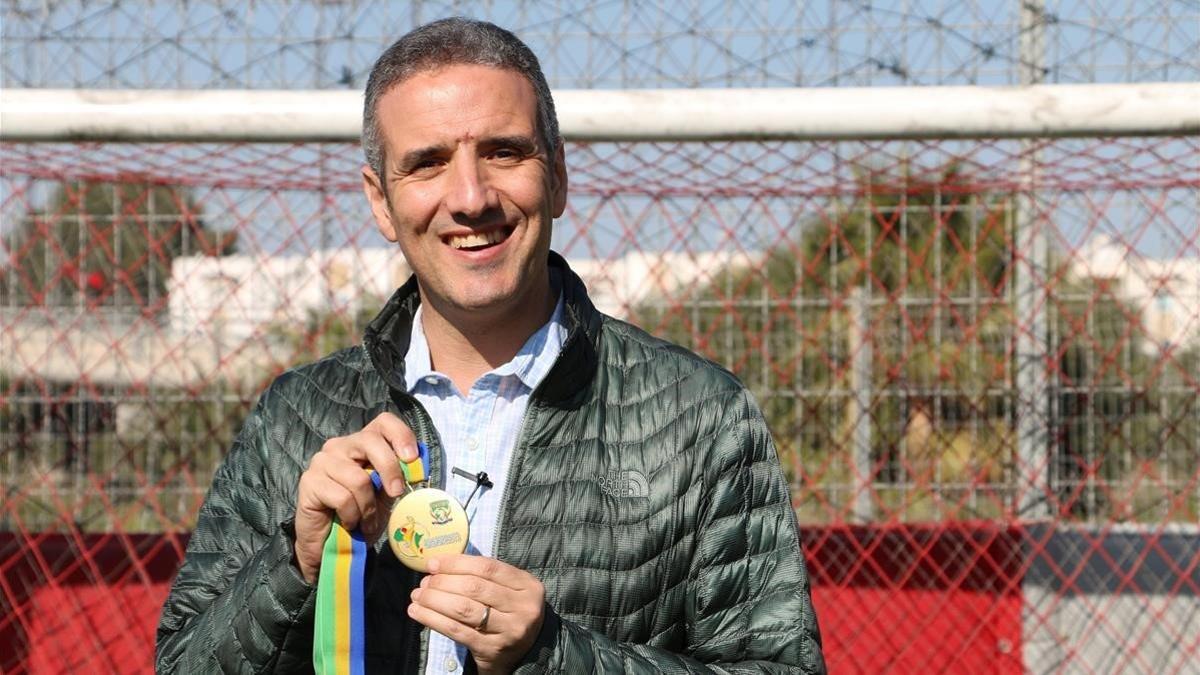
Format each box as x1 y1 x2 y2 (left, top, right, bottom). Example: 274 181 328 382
362 18 560 180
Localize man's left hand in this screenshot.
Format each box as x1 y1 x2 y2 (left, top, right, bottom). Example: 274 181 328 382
408 554 546 674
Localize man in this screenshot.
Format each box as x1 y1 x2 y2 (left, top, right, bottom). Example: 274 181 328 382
157 17 824 674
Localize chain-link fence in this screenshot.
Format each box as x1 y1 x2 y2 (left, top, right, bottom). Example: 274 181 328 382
3 2 1198 672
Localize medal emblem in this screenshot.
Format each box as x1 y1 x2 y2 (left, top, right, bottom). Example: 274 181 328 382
387 487 468 572
429 499 454 525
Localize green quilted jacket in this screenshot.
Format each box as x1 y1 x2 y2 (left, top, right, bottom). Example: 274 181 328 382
156 253 825 674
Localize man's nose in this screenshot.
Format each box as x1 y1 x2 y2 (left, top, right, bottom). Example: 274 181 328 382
444 157 497 219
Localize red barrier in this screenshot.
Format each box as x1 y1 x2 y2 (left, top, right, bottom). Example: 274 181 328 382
25 583 169 674
3 525 1029 673
0 532 185 672
802 524 1024 673
812 587 1022 674
11 576 1024 674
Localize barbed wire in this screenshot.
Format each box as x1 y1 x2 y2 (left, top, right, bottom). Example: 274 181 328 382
3 1 1197 90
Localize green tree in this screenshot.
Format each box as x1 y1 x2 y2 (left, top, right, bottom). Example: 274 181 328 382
633 164 1193 523
1052 274 1190 521
1 179 237 312
632 165 1013 514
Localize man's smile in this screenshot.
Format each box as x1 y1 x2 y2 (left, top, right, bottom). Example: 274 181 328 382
443 226 513 251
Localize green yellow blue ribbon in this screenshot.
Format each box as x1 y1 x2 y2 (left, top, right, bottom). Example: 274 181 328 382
313 444 429 674
313 477 374 674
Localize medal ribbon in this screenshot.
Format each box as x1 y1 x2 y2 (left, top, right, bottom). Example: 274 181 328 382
313 443 428 674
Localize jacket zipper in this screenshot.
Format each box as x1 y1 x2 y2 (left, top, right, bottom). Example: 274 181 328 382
387 388 444 488
489 325 581 561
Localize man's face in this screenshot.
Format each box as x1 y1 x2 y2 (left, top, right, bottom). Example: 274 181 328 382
362 64 566 323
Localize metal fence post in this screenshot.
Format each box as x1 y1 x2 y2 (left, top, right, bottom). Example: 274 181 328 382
849 287 874 522
1015 0 1051 520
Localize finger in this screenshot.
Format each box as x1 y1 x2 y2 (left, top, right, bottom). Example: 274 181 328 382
357 428 410 498
427 555 531 591
420 570 502 607
296 465 335 523
293 472 336 582
303 451 369 514
296 463 341 538
319 433 400 500
366 413 420 494
305 470 367 530
315 436 363 467
367 412 419 461
324 456 381 528
411 586 495 631
407 592 491 648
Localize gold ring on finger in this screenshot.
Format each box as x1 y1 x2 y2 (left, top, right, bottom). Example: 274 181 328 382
476 605 491 631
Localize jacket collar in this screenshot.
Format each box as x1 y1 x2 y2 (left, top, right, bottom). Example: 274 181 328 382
363 251 601 406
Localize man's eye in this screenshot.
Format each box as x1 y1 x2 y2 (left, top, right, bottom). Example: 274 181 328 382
491 148 521 160
414 160 440 170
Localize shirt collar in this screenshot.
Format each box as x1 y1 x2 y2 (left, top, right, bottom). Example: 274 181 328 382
404 286 567 394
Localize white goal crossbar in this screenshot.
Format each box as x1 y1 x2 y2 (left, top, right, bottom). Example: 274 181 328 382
1 83 1197 142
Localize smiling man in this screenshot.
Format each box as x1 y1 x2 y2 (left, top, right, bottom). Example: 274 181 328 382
157 18 824 675
363 61 565 397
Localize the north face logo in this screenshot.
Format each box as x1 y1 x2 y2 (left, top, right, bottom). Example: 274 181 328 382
597 470 649 498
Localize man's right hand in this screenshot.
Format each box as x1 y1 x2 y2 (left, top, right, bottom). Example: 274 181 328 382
294 412 419 584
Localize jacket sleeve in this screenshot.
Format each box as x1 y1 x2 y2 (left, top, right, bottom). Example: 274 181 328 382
156 391 317 673
512 388 826 674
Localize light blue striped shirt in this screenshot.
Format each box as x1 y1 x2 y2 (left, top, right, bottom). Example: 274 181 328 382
404 291 567 675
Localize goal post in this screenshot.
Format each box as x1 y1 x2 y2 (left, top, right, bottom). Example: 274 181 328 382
3 82 1198 142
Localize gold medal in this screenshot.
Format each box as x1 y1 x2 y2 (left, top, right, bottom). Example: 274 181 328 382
387 487 469 572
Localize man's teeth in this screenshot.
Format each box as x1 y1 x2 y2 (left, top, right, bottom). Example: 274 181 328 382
448 229 507 249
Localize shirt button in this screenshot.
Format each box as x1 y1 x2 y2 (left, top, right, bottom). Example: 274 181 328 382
466 438 478 451
424 376 439 386
443 655 459 671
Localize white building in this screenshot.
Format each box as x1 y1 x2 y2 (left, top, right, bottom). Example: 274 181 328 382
569 250 758 318
168 248 757 339
168 248 411 340
1071 234 1200 353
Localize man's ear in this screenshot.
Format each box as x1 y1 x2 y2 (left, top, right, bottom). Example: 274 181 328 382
550 142 568 218
362 165 398 242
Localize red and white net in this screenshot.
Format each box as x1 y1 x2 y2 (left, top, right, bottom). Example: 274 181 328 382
2 137 1198 672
